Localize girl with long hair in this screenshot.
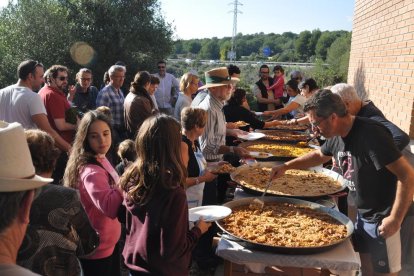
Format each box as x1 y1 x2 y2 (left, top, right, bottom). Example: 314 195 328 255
63 110 123 276
119 114 211 276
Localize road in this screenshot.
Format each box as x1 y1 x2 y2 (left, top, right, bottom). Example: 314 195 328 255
167 59 325 68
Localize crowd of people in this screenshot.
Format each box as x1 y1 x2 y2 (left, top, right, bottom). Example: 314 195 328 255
0 58 413 276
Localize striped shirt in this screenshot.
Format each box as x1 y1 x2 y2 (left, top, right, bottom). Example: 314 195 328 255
193 91 226 161
96 85 125 127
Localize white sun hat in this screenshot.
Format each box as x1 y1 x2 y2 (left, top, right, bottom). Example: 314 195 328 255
0 121 52 192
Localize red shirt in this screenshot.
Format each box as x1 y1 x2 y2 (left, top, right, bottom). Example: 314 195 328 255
38 85 74 143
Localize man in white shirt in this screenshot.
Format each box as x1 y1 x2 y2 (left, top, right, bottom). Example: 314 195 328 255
153 60 180 115
0 60 71 153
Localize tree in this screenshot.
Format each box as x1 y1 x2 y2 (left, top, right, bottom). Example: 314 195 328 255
326 33 351 83
219 40 231 60
0 0 174 88
199 38 220 59
315 31 339 60
308 29 322 59
173 40 184 55
186 40 202 54
295 30 312 62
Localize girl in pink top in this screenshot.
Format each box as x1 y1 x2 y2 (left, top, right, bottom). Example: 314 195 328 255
266 65 285 99
64 110 123 276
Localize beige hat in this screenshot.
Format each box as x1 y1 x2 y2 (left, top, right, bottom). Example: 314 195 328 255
199 67 240 90
0 121 52 192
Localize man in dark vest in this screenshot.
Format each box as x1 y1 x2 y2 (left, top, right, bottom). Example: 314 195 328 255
253 64 281 112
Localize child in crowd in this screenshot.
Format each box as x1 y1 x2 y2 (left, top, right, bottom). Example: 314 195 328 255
95 105 112 120
63 111 123 276
115 139 137 175
119 114 211 276
266 65 285 99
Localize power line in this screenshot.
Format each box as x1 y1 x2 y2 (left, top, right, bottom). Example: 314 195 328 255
229 0 242 62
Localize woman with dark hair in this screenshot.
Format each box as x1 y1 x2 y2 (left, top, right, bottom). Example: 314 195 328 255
263 79 306 119
123 71 157 139
119 114 211 276
299 78 319 98
286 78 320 125
63 111 123 276
223 88 281 129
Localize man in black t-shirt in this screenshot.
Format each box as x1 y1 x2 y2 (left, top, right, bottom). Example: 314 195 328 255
331 83 410 151
271 90 414 276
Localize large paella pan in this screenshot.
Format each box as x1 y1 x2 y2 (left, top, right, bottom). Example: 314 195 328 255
230 162 346 198
216 197 353 254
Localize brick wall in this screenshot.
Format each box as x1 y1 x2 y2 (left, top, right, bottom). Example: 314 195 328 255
348 0 414 137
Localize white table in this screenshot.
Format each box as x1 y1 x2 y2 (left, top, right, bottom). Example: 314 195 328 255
216 237 360 275
217 188 360 275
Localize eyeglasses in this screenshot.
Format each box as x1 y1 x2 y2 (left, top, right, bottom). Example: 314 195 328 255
310 116 329 129
57 76 68 81
158 66 165 69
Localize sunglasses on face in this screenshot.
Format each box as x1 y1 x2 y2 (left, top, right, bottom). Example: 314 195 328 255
57 76 68 81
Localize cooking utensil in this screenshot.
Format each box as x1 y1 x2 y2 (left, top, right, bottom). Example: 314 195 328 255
216 197 354 254
251 179 272 209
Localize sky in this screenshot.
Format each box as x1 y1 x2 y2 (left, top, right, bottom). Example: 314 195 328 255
0 0 354 40
160 0 355 40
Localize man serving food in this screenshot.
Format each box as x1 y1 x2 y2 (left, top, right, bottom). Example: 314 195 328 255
270 90 414 276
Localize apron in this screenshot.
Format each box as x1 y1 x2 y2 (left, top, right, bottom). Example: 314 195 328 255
186 149 207 209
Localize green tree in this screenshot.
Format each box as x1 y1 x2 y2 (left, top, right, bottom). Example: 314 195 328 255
326 33 351 83
315 31 338 60
295 30 312 62
0 0 173 88
199 38 220 59
219 40 231 60
173 40 184 55
186 40 202 54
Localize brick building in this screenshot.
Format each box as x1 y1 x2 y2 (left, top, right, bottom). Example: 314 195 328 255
348 0 414 138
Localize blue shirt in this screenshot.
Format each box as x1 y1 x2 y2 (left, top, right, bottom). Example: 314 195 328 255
96 85 125 126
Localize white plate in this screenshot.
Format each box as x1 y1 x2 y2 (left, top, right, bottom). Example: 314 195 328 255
237 132 265 141
188 205 232 222
254 112 263 116
249 151 273 158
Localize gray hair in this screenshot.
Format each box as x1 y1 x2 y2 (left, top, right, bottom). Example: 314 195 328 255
331 83 360 103
304 89 347 118
108 65 126 77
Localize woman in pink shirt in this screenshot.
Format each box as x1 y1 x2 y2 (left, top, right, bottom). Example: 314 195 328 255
64 110 123 276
